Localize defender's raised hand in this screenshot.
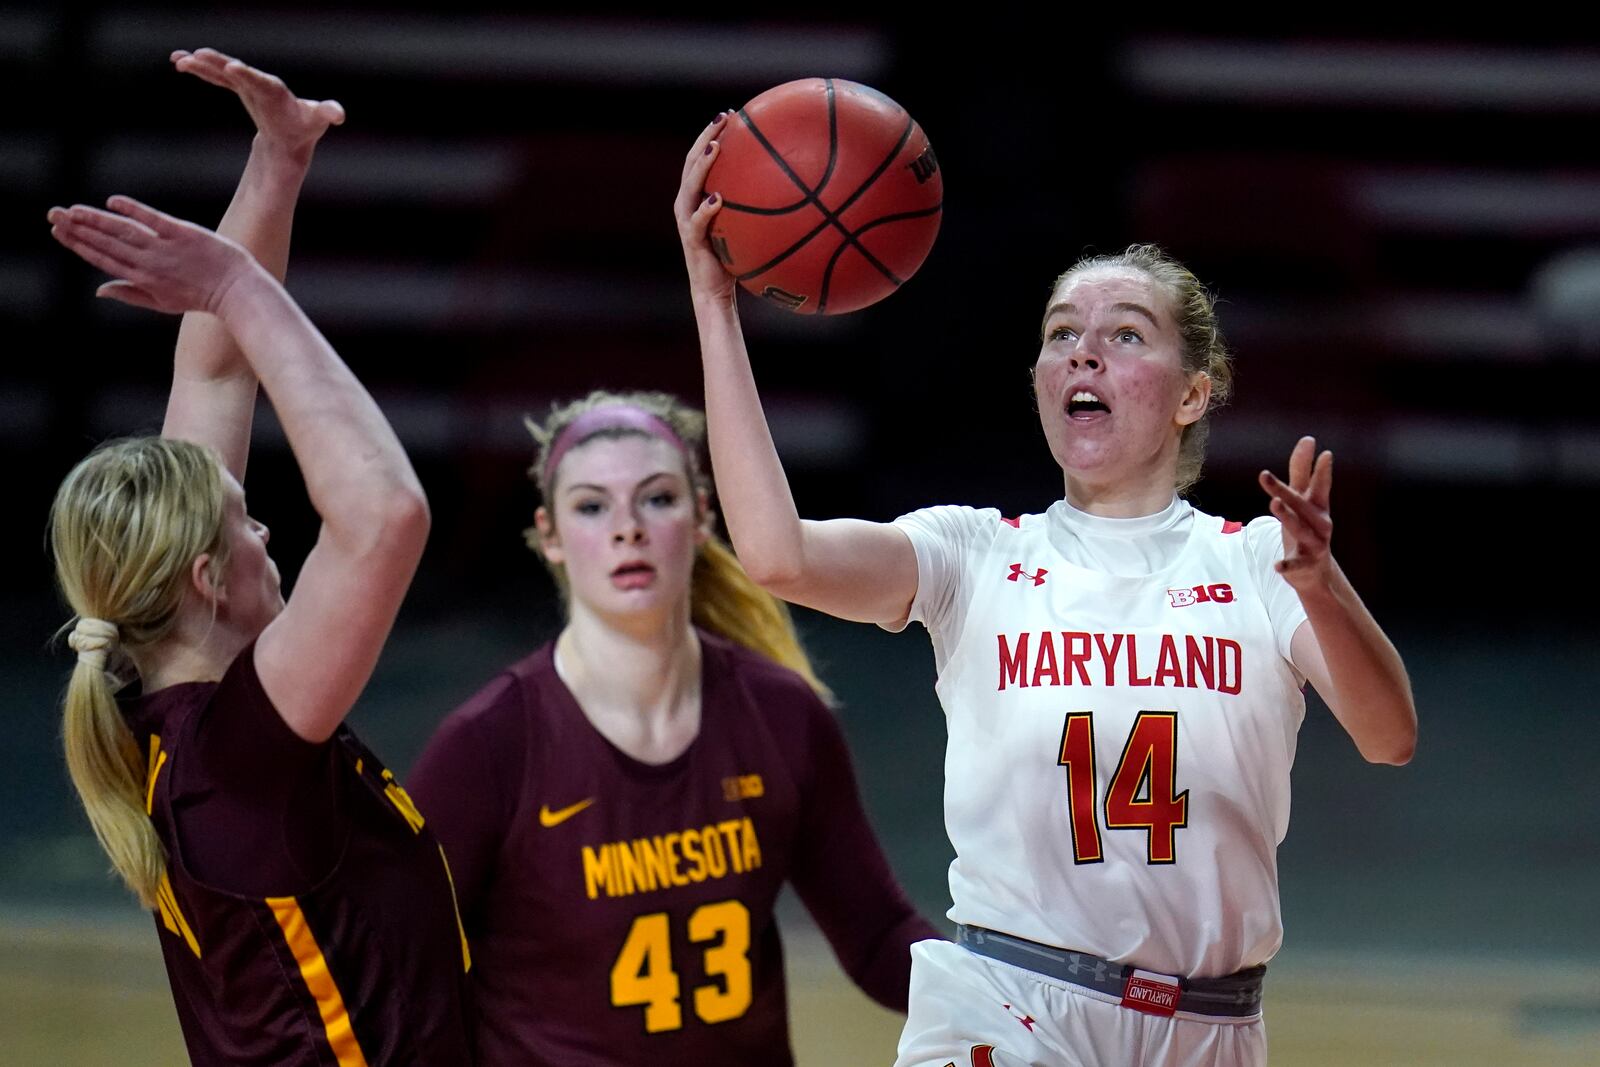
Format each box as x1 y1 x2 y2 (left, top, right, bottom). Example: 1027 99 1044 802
172 47 344 158
48 197 256 316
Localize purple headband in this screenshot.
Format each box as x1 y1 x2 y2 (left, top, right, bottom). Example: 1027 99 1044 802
541 404 690 488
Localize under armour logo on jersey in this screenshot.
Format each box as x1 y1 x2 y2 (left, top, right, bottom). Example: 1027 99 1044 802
1065 955 1110 982
1168 583 1234 607
1007 563 1048 587
1003 1003 1037 1032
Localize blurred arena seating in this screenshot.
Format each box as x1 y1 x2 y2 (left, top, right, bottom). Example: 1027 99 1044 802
5 12 1599 611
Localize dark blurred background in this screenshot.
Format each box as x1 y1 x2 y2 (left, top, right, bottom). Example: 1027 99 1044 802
3 6 1598 1057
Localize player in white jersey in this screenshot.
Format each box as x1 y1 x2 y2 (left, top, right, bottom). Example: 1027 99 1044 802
674 115 1417 1066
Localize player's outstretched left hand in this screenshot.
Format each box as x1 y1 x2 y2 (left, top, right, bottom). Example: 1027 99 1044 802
47 196 255 316
1259 436 1335 591
172 47 344 158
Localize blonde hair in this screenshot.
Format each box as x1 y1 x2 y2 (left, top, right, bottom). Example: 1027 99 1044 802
49 437 231 906
1049 244 1234 494
524 390 834 703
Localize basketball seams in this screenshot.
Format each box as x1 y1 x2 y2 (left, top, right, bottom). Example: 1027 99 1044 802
818 77 841 200
733 216 835 283
810 114 924 309
732 113 823 208
816 200 946 312
725 112 933 304
718 197 813 217
710 78 942 312
826 114 916 226
845 202 944 240
718 124 813 215
817 231 860 313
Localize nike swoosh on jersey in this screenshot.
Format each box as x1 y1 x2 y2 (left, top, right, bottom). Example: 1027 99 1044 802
538 797 596 828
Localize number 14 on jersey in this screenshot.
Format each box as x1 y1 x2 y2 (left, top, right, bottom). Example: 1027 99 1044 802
1058 711 1188 864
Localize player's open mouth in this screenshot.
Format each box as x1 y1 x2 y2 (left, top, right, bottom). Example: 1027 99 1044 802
1067 390 1110 419
611 561 657 589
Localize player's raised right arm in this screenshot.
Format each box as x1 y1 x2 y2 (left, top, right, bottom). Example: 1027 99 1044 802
676 115 918 627
49 197 427 743
162 48 344 481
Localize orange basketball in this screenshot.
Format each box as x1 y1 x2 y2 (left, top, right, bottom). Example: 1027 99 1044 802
705 78 943 315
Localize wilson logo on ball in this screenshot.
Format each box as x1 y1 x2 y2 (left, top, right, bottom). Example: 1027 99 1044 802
762 286 807 311
705 77 943 315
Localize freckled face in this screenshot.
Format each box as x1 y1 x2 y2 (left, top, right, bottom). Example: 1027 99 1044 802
538 435 706 619
1034 268 1208 488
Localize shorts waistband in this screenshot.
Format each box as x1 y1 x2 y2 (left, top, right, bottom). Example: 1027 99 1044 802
955 925 1265 1019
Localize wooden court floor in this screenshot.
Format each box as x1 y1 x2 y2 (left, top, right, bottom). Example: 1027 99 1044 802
3 912 1595 1065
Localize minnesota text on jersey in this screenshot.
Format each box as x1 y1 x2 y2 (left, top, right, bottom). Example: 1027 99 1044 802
582 817 764 899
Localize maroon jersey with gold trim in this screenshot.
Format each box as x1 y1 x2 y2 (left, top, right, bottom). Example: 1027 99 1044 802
122 644 474 1066
409 631 936 1066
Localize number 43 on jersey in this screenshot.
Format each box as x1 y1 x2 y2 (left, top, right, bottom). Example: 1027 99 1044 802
611 899 751 1033
1058 711 1188 864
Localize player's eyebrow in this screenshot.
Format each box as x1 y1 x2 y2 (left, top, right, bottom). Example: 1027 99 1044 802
632 471 681 492
1110 302 1159 326
1043 301 1159 325
1042 301 1078 324
563 471 680 496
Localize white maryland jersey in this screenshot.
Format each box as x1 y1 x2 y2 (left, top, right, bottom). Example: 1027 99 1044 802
892 500 1308 978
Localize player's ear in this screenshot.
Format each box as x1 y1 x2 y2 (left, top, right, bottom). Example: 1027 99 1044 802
533 506 563 564
189 553 226 605
694 487 713 546
1176 370 1211 427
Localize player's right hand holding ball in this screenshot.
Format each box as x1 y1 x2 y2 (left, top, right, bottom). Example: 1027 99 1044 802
675 111 736 305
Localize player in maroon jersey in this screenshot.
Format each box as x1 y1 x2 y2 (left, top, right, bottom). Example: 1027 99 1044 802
408 390 939 1065
46 52 472 1065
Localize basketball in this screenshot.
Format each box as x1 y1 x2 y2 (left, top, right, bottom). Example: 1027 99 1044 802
705 78 942 315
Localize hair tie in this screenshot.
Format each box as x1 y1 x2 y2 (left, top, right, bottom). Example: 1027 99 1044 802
68 617 120 672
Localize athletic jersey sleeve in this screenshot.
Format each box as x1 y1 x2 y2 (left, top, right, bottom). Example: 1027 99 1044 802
1243 516 1311 667
884 505 1001 661
407 673 524 921
785 688 942 1010
175 641 343 895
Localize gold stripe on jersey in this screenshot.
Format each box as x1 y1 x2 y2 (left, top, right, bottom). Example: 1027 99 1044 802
381 769 426 834
145 736 167 815
155 873 201 958
266 896 370 1067
437 844 472 973
582 818 763 900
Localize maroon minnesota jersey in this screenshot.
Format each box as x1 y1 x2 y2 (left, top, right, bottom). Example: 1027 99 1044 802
409 630 937 1066
121 643 474 1066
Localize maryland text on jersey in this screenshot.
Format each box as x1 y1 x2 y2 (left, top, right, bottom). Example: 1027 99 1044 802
582 817 764 900
996 631 1243 694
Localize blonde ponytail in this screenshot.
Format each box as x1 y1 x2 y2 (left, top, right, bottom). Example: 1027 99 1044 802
50 437 230 905
691 538 834 704
62 658 164 906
